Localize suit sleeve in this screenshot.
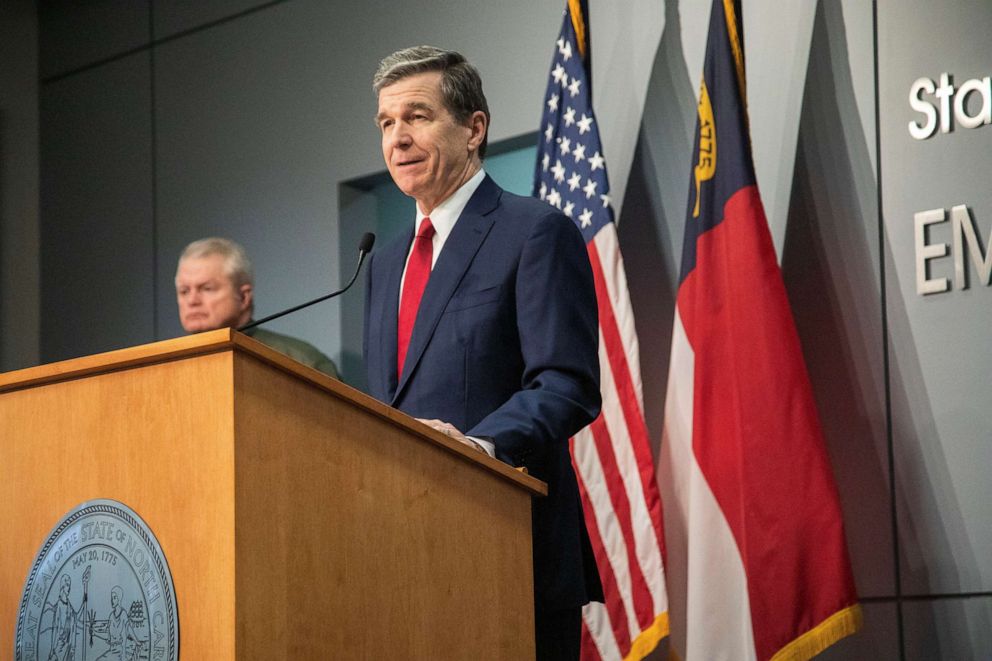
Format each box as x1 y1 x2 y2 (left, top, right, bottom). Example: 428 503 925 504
467 209 601 466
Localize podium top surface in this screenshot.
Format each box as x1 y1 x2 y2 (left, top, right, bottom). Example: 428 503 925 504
0 329 547 496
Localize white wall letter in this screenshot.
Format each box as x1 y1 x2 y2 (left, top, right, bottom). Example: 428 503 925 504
953 76 992 130
951 205 992 289
935 73 955 134
909 77 938 140
915 208 950 295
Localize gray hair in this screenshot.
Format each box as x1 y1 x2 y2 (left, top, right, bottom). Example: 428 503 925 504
373 45 490 159
177 237 254 290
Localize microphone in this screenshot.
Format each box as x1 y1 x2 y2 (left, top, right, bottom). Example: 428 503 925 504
238 232 376 332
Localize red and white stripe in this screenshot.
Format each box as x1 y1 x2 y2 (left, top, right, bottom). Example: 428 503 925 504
658 308 756 659
572 224 669 661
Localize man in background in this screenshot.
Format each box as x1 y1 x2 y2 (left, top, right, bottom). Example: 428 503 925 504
175 237 339 379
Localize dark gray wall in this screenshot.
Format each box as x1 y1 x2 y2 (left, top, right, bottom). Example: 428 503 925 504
40 54 155 359
6 0 992 658
0 0 40 372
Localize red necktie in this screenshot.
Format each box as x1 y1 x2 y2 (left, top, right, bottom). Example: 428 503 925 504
397 217 435 377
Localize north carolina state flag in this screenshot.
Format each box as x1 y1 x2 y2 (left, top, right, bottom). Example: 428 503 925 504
658 1 862 659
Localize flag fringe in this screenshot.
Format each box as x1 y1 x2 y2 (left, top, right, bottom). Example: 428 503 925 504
624 611 670 661
769 604 864 661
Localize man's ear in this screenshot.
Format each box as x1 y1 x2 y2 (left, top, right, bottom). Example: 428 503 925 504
467 110 488 152
238 283 254 312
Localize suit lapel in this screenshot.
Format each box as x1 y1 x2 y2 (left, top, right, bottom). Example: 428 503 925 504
380 226 413 401
393 176 502 403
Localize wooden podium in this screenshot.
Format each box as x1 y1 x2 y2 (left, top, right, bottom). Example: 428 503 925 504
0 329 544 659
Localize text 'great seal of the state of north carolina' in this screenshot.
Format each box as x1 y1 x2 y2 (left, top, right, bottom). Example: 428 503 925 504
14 499 179 661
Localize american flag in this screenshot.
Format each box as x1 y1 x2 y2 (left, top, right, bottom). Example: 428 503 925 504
534 3 669 659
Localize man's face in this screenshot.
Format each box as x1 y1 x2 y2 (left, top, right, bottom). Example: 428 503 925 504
175 254 252 332
376 71 485 214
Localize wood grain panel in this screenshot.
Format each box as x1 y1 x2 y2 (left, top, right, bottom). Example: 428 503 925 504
0 351 238 657
1 333 542 658
233 351 536 659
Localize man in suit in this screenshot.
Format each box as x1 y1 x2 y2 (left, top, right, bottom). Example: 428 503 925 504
364 46 602 659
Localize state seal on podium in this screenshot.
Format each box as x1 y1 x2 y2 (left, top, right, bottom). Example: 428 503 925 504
13 499 179 661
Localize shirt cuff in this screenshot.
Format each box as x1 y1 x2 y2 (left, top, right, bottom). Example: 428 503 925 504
466 435 496 458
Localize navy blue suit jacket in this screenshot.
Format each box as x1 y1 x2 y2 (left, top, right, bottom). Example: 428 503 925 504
363 175 603 609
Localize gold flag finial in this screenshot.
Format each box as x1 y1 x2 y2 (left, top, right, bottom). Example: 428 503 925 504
568 0 587 60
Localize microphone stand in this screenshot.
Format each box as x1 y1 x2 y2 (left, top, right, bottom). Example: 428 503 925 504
238 232 375 333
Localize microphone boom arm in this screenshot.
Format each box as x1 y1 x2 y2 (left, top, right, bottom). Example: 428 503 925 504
238 232 375 333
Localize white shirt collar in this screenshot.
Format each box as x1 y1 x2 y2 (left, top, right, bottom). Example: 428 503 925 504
414 168 487 257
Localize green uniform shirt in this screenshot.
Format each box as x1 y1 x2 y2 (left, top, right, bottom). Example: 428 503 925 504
243 326 339 379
